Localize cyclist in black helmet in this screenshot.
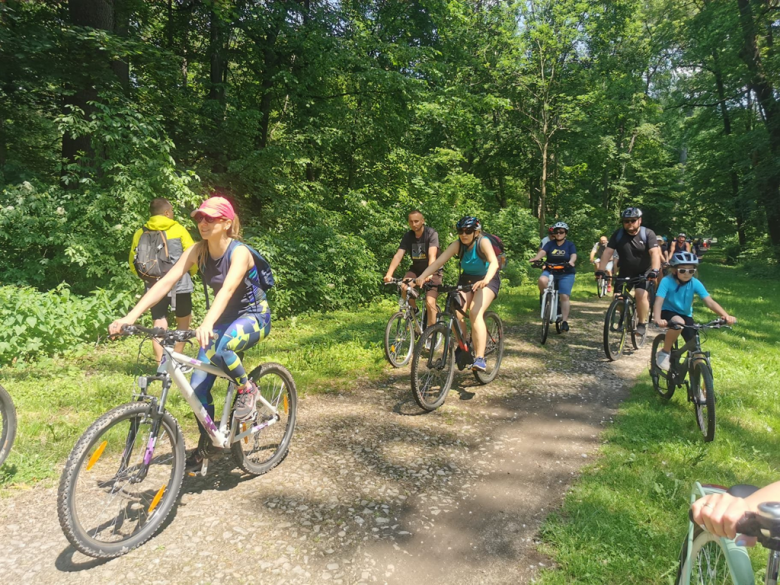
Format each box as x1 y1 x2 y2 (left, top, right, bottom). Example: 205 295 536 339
666 232 691 263
596 207 662 337
413 216 500 373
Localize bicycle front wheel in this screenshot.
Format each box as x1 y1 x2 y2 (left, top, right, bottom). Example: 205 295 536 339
384 311 414 367
473 311 504 385
0 384 17 467
411 324 455 412
650 334 676 400
630 302 647 349
604 299 628 360
597 278 605 298
57 401 185 558
231 363 297 475
675 527 746 585
540 294 552 345
692 360 716 442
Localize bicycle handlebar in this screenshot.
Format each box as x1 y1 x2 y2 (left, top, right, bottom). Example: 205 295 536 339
666 318 737 331
531 261 569 271
121 324 198 343
383 278 438 299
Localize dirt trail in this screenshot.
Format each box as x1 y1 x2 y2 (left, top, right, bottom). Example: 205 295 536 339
0 295 650 585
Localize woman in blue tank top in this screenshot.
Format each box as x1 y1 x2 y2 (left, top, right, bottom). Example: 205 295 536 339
110 195 271 473
414 216 500 373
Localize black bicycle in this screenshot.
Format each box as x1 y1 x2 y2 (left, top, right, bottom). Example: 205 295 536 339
602 273 655 361
383 278 440 367
0 384 16 467
410 284 505 411
650 318 735 442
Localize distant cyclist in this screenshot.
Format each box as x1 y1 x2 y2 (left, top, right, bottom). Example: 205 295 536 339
539 226 554 251
589 235 616 293
413 216 500 373
383 210 442 328
596 207 661 337
666 233 690 262
529 222 577 332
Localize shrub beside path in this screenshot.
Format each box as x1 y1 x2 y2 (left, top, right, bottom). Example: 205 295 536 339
0 295 650 584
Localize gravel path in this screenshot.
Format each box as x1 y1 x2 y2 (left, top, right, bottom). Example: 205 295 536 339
0 294 650 585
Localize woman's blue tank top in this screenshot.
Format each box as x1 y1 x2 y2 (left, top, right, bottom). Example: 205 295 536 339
201 240 267 324
460 240 489 276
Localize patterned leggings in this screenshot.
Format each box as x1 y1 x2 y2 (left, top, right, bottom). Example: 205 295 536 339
190 308 271 427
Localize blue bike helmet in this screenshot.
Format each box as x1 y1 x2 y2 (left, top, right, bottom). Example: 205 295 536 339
670 251 699 267
456 216 481 231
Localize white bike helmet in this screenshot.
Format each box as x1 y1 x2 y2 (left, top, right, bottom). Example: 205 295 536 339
552 221 569 232
670 251 699 267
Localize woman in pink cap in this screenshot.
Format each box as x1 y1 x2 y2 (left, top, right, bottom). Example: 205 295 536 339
110 195 271 473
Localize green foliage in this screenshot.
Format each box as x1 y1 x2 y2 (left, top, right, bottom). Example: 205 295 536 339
0 284 135 366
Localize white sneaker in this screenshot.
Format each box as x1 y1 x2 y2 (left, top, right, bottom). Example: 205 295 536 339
656 350 671 371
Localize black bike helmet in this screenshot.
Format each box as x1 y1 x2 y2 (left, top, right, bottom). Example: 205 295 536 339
670 251 699 267
621 207 643 219
456 216 482 231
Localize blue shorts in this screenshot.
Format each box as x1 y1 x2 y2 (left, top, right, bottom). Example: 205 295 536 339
542 271 575 296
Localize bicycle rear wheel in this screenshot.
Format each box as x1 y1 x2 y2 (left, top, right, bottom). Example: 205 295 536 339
650 334 676 400
232 363 297 475
411 324 455 412
57 401 185 558
692 360 716 442
597 278 605 298
604 299 628 361
540 294 552 345
384 311 413 367
0 384 17 467
473 311 504 385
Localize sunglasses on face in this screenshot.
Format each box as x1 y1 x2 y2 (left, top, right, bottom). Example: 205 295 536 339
194 213 221 224
676 268 696 275
457 228 475 235
553 230 567 235
622 218 639 224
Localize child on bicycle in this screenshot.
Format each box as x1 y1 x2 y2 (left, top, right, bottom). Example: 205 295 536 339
413 216 500 372
652 251 735 371
109 194 271 473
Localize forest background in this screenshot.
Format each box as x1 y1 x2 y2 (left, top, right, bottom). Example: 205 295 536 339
1 0 779 365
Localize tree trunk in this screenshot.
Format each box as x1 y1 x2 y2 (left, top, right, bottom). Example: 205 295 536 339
736 0 780 256
62 0 115 168
539 141 548 237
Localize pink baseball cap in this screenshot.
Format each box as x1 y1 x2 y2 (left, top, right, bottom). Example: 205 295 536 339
191 196 235 220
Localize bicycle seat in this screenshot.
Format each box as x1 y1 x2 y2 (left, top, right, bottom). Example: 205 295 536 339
729 484 761 498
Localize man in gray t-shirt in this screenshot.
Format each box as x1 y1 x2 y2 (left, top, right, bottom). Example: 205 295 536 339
383 210 442 327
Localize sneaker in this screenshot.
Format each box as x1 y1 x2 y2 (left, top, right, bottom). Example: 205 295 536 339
656 350 671 371
234 380 258 422
636 323 647 337
185 451 205 476
607 285 612 293
560 321 569 332
472 357 487 372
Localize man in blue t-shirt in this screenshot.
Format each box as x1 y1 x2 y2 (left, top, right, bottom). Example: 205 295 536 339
529 221 577 332
652 251 735 372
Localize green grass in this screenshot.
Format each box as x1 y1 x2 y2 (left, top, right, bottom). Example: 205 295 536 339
536 261 780 584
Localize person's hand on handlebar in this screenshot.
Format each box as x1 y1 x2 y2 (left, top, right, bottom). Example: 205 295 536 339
383 274 394 283
647 269 659 279
722 314 737 325
595 270 605 280
656 318 668 328
108 317 135 337
691 492 757 544
195 320 215 349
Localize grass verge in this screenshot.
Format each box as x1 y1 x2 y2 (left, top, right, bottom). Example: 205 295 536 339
536 260 780 584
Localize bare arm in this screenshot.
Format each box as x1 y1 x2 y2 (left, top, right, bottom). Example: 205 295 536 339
653 294 666 326
702 296 736 323
530 248 546 262
598 246 616 273
110 244 199 333
415 240 459 284
384 248 407 282
649 247 662 271
569 253 578 267
472 237 498 291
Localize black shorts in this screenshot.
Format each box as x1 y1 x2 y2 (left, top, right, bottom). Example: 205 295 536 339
661 310 695 342
150 293 192 320
457 273 500 299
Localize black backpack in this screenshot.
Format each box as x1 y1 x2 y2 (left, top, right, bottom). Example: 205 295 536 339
133 228 175 283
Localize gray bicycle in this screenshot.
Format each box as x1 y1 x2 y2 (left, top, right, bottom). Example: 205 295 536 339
0 384 16 468
57 325 297 558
